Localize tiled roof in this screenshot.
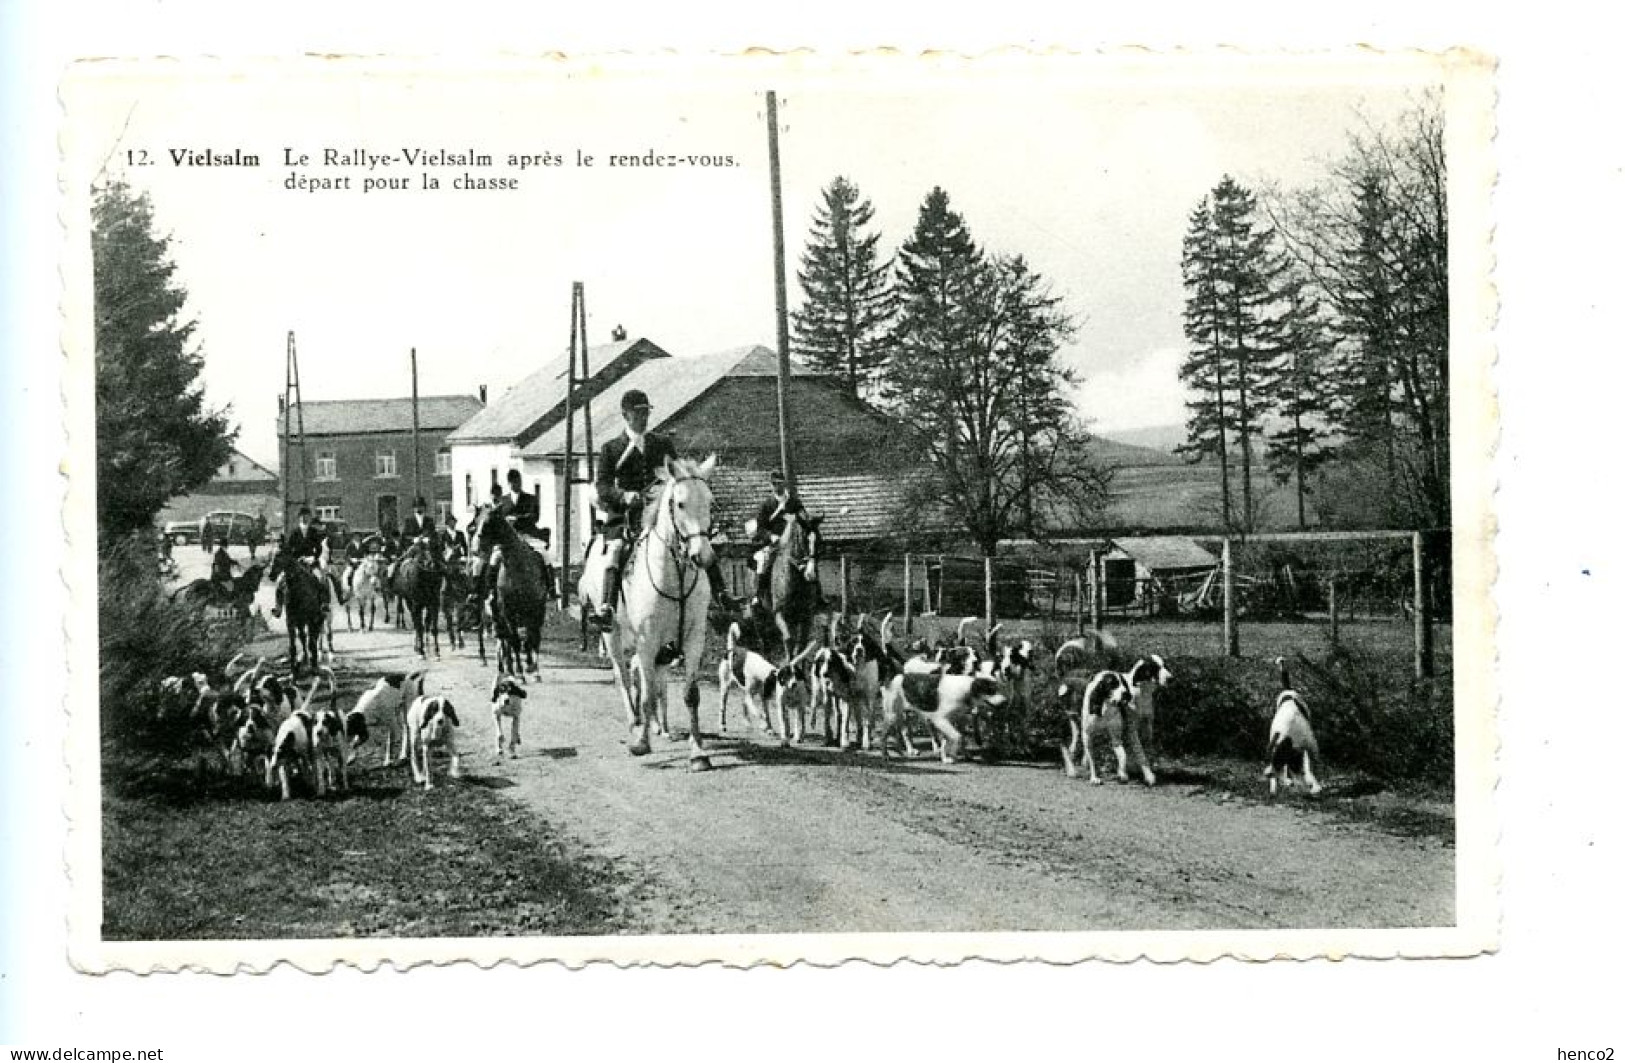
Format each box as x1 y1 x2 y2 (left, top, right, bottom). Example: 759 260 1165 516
520 345 816 458
709 466 951 544
447 338 666 444
278 395 484 437
1108 535 1219 571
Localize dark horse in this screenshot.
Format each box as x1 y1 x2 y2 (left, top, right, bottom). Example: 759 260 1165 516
472 506 547 677
389 540 445 659
267 551 327 674
173 562 267 617
770 512 825 664
440 549 487 664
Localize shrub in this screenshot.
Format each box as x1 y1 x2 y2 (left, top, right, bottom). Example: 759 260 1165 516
99 530 257 755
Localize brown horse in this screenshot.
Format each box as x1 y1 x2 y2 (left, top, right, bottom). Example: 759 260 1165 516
268 551 327 674
770 512 825 666
173 562 267 618
471 507 546 677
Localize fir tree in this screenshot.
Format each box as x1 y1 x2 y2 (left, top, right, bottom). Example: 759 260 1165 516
790 176 896 400
1264 274 1338 529
94 178 235 542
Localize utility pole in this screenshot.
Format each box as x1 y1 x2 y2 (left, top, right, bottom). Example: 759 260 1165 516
766 90 796 492
410 346 422 505
283 331 308 524
561 281 597 609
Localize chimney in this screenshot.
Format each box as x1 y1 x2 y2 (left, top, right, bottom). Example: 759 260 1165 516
277 394 285 415
611 325 628 342
479 384 488 405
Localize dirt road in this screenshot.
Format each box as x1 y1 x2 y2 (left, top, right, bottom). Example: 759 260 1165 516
297 610 1454 934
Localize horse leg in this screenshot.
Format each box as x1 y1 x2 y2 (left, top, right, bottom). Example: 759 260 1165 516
679 616 712 770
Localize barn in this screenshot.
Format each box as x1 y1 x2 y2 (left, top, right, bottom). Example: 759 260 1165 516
156 448 282 530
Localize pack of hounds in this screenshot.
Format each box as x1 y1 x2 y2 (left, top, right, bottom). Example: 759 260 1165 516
719 613 1324 795
155 653 532 798
156 623 1325 800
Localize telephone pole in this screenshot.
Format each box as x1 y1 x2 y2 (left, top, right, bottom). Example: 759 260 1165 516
766 90 796 492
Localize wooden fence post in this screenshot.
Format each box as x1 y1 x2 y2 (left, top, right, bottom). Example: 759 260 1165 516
1073 569 1085 633
937 554 946 615
1049 572 1060 631
1222 538 1239 658
902 553 914 636
839 555 850 617
984 556 996 632
1089 551 1103 630
1414 531 1434 678
1328 575 1340 645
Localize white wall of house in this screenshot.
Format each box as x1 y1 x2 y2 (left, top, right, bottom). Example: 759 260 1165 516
518 455 597 564
449 441 520 523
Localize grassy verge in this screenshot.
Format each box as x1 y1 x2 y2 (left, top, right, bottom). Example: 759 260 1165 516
102 758 635 940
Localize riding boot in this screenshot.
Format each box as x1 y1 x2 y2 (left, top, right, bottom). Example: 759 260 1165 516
594 566 621 631
706 562 742 614
271 576 285 619
753 566 772 607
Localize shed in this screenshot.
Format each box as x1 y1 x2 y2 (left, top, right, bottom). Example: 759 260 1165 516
1102 536 1219 607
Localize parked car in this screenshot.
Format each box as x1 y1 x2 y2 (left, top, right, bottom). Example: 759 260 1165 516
163 518 203 545
200 511 263 549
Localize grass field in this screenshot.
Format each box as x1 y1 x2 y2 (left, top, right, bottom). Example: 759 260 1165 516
101 751 639 941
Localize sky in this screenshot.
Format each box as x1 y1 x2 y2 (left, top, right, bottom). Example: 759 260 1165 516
65 56 1441 467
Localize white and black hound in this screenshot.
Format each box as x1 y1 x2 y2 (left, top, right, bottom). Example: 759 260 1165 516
1121 654 1174 781
267 675 333 800
491 675 527 759
1057 669 1152 785
405 694 461 790
717 622 815 741
878 670 1007 764
1266 657 1323 796
350 670 426 766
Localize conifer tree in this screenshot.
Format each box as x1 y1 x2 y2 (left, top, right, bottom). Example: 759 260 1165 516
790 176 896 400
1264 275 1338 529
94 178 235 542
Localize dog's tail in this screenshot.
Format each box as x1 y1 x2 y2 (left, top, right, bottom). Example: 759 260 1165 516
726 621 742 657
955 616 975 647
1275 656 1292 693
1055 629 1118 671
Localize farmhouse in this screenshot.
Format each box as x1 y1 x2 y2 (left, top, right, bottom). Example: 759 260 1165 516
445 336 671 520
277 393 485 533
455 340 933 566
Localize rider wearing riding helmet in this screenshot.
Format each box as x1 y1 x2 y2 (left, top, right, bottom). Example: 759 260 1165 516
271 506 326 619
746 469 806 607
588 388 741 632
389 496 439 582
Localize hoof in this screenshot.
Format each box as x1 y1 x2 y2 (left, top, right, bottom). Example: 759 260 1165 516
688 756 713 773
1090 778 1104 786
628 740 651 757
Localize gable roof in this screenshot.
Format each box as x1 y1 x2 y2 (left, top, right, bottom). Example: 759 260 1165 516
520 345 816 458
1108 535 1218 571
279 395 484 437
447 337 668 445
218 448 278 483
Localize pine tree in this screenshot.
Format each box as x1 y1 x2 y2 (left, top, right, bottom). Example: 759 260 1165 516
1177 177 1288 533
790 176 896 400
1264 275 1338 529
883 188 1107 554
94 178 235 542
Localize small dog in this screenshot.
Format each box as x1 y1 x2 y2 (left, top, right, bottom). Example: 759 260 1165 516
1057 669 1151 785
311 705 351 795
1121 654 1174 783
718 623 816 741
878 671 1007 763
1266 657 1323 796
405 694 461 790
491 675 527 758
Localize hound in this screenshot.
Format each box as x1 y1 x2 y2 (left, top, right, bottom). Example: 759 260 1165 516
1053 630 1121 673
980 627 1035 753
878 671 1007 764
491 675 527 758
350 670 425 766
716 622 781 736
1266 658 1323 796
1122 654 1174 781
844 618 885 751
1057 669 1151 785
232 704 277 787
405 694 461 790
267 676 331 800
812 643 861 749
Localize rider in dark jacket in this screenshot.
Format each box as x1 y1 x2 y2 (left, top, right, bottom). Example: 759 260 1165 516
588 388 740 630
271 507 325 618
749 470 805 606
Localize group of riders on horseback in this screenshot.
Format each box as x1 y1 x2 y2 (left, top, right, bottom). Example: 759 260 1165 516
202 385 816 673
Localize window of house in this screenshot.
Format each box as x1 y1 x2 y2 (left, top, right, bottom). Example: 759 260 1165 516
375 450 397 478
314 501 341 522
315 451 337 480
436 500 453 523
436 449 452 476
463 473 473 511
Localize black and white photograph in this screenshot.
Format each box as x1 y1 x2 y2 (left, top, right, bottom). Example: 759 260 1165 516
60 53 1494 970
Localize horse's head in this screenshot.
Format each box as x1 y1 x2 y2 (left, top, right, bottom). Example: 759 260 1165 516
470 505 499 552
659 454 717 567
782 512 823 580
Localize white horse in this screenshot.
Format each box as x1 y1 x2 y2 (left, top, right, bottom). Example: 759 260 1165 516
579 455 719 770
347 555 384 631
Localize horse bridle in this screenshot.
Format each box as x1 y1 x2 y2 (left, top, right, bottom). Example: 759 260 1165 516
640 475 712 605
